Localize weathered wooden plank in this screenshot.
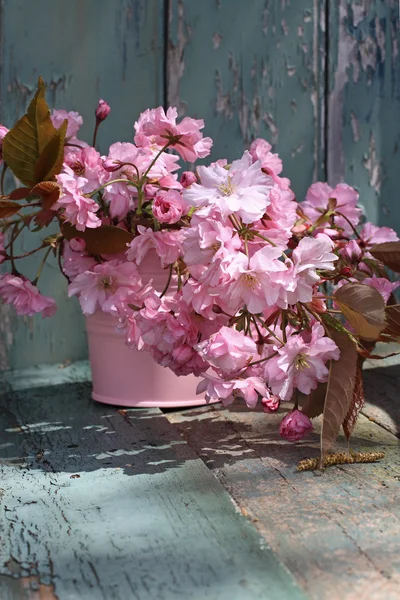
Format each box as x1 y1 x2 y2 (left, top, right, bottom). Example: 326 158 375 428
168 0 326 194
0 0 164 371
0 378 306 600
328 0 400 232
166 373 400 599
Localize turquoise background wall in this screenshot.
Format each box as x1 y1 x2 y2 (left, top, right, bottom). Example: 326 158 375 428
0 0 399 372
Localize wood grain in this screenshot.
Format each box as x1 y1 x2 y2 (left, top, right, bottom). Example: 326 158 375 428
0 379 306 600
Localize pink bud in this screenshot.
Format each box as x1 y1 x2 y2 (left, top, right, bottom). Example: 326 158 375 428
0 125 9 161
95 99 111 122
180 171 197 188
262 396 280 413
69 237 87 252
279 409 313 442
103 158 121 172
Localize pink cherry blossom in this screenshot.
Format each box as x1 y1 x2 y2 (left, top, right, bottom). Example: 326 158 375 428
126 226 183 267
68 260 144 316
180 171 197 188
363 277 399 303
62 239 97 280
0 274 56 317
265 322 340 400
195 326 257 375
64 147 106 193
249 138 290 189
359 222 399 247
56 170 101 231
51 109 83 138
184 151 272 224
0 124 9 162
279 410 313 442
152 190 188 224
301 182 362 235
134 106 213 162
254 186 297 248
183 215 240 267
340 239 362 262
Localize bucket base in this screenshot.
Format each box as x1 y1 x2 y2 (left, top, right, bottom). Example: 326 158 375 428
92 391 219 408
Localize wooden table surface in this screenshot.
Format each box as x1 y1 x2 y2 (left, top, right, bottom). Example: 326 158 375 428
0 357 399 600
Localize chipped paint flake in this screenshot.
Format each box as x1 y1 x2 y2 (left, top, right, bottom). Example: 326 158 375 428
212 32 223 50
364 133 382 194
350 112 360 142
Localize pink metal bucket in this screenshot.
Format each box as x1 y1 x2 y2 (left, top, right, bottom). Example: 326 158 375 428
85 251 214 408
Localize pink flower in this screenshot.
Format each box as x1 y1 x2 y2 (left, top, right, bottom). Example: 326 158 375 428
56 171 101 231
255 186 297 248
279 410 313 442
68 260 144 316
126 226 183 267
183 216 240 267
196 372 269 408
0 125 9 161
51 109 83 138
262 396 280 413
184 151 272 223
292 234 337 285
249 138 290 189
363 277 399 303
95 99 111 122
0 232 6 264
152 190 188 224
0 274 56 317
64 147 106 193
180 171 197 188
195 326 257 375
301 182 362 235
340 240 362 262
62 239 97 280
359 222 399 248
135 106 213 162
226 246 287 313
265 322 340 400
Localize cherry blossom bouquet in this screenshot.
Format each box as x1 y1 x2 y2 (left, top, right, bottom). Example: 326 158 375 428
1 78 400 465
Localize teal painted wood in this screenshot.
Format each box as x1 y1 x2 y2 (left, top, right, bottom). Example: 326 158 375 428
328 0 400 232
0 379 306 600
167 0 326 198
0 0 164 371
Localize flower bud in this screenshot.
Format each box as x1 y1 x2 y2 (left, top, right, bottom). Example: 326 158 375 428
279 409 313 442
95 99 111 122
0 125 9 161
103 158 121 172
180 171 197 188
340 266 353 277
262 396 280 413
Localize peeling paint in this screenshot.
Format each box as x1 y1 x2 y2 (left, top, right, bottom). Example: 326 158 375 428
167 0 189 113
350 111 360 143
364 133 382 194
212 32 222 50
262 112 279 145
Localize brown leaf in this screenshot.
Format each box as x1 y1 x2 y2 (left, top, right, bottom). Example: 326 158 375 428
0 199 22 218
301 383 327 418
384 305 400 338
61 222 134 255
342 356 365 440
31 181 61 210
9 187 31 200
2 77 66 187
370 241 400 273
334 282 386 341
321 332 358 460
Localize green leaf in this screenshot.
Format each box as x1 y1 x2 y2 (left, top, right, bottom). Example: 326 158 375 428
62 222 134 255
2 77 66 187
370 242 400 273
321 332 358 460
334 283 386 341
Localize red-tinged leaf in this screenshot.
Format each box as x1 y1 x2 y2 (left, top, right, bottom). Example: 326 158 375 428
384 305 400 338
301 383 327 419
321 332 358 460
334 283 386 341
370 242 400 273
0 199 22 218
342 356 365 440
31 181 61 210
2 77 65 186
9 187 31 200
61 222 134 255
